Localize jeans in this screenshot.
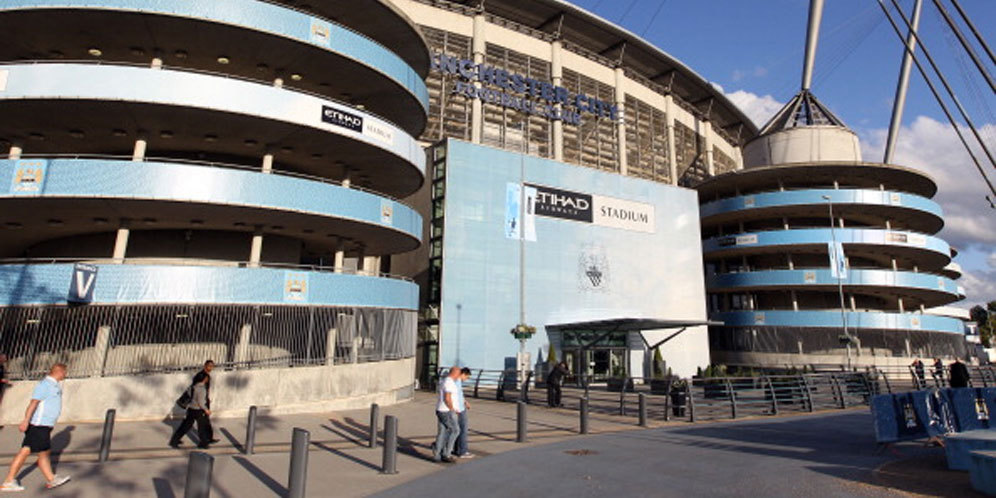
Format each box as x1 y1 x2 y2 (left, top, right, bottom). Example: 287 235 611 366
433 410 458 460
456 410 469 456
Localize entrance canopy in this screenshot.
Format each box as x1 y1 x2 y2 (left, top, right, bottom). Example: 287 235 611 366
546 318 722 332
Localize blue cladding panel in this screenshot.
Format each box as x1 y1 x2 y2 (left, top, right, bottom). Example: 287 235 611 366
0 0 429 111
702 228 951 258
0 264 418 309
0 64 425 177
708 269 960 298
700 188 943 219
0 159 422 242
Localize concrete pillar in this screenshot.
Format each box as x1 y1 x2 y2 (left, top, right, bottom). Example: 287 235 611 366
884 219 892 230
614 67 627 175
470 14 486 144
787 254 794 270
702 119 715 176
362 256 379 276
8 145 22 160
341 173 351 189
234 323 252 366
132 139 147 162
150 57 163 69
262 153 274 174
898 297 905 313
734 146 744 170
891 257 899 272
273 78 284 88
112 220 130 262
351 335 360 364
333 239 345 274
791 290 799 311
849 294 856 311
664 95 677 185
249 227 263 267
325 327 337 365
551 40 564 161
91 325 112 378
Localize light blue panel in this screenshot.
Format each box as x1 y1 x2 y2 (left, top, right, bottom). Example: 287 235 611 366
0 159 422 242
0 0 429 111
712 310 966 334
700 188 943 219
0 264 418 309
0 64 425 177
707 269 961 299
439 139 707 371
702 228 951 259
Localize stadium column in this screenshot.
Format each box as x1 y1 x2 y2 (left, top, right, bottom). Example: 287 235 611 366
234 323 252 366
262 153 274 174
363 256 380 276
112 219 130 263
8 145 22 159
701 119 715 176
734 146 744 170
132 138 147 162
551 40 564 161
325 325 337 365
333 238 345 274
614 67 627 176
471 14 486 144
91 325 111 378
249 225 264 268
664 95 678 185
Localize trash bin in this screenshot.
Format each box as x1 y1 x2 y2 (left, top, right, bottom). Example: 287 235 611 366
670 389 687 417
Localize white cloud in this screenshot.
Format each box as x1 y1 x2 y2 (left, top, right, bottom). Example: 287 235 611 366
860 116 996 307
724 90 784 128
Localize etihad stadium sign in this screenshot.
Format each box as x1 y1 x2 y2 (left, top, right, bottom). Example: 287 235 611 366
431 53 619 126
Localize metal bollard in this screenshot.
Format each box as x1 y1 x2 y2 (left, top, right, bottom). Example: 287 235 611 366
580 397 589 435
516 400 527 443
381 415 398 474
369 403 380 448
244 406 257 455
288 428 310 498
638 393 647 427
183 451 214 498
98 408 116 463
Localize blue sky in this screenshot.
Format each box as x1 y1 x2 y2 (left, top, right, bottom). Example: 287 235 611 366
568 0 996 309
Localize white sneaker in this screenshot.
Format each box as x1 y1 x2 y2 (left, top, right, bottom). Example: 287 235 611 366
45 475 70 489
456 452 475 459
0 480 24 492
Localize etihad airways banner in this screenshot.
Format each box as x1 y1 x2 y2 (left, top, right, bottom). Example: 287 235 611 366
508 183 655 234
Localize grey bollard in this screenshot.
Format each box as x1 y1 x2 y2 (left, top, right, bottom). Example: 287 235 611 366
288 428 310 498
98 408 116 463
580 397 589 435
369 403 380 448
381 415 398 474
184 451 214 498
516 400 527 443
244 406 257 455
638 393 647 427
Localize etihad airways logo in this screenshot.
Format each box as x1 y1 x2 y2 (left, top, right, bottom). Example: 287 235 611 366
525 184 656 233
321 105 363 132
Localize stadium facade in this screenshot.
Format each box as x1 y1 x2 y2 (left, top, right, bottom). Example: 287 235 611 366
700 90 968 369
0 0 428 421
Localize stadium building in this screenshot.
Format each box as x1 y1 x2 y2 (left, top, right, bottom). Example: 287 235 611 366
0 0 428 421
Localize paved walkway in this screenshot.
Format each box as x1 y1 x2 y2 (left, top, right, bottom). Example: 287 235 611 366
0 392 973 497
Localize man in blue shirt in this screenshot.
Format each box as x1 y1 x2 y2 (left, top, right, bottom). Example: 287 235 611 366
0 363 71 492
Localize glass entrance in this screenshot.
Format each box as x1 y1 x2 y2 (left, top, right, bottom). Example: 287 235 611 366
561 330 628 382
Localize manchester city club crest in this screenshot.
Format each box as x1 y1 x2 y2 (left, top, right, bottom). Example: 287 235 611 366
578 244 610 293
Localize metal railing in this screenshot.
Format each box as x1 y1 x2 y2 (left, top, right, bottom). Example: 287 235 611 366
866 363 993 393
431 368 878 424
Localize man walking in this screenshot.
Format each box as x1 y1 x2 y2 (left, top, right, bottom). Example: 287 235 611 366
454 367 474 459
169 360 219 448
432 366 462 463
0 363 71 492
546 361 569 407
949 358 971 388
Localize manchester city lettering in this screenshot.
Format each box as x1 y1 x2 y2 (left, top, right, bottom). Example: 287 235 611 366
432 53 618 126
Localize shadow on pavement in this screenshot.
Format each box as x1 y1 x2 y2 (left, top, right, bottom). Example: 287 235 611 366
152 477 176 498
233 455 286 496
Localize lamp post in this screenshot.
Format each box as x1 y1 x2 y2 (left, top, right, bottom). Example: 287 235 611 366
822 195 852 369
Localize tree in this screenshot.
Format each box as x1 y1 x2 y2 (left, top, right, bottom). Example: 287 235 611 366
547 343 558 365
972 301 996 348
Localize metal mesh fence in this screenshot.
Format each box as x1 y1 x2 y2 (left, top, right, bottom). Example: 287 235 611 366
0 305 416 380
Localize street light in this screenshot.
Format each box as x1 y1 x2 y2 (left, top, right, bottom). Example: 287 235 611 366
822 195 852 370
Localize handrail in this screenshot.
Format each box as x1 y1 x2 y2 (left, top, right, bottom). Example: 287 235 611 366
0 60 413 134
0 257 414 282
0 153 414 207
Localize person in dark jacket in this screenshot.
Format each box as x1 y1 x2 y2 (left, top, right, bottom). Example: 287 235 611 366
169 372 213 448
546 361 569 407
911 358 925 389
949 358 971 388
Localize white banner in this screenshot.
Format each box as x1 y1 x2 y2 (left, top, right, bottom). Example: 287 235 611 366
828 241 848 279
591 194 655 233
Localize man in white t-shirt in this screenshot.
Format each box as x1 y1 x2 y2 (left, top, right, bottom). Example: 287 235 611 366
432 366 462 463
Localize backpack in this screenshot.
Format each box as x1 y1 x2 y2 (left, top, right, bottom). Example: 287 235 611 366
175 384 194 410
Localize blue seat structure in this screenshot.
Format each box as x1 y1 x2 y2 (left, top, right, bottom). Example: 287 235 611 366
970 450 996 495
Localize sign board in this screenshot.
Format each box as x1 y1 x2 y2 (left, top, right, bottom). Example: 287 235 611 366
67 263 98 304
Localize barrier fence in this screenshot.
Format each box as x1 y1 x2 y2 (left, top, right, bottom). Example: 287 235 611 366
0 305 416 380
